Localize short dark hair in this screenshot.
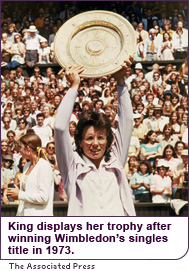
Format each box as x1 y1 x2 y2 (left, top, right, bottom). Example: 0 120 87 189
74 111 114 162
36 112 45 119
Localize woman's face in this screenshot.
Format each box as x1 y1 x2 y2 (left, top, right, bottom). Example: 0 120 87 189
79 126 107 166
176 143 184 154
69 123 76 136
171 113 177 122
1 142 8 152
158 167 167 178
165 103 171 111
171 73 176 80
171 85 177 93
140 164 148 174
43 106 50 117
18 142 28 159
19 120 26 130
165 148 173 160
164 33 169 41
171 97 178 105
21 159 27 168
148 132 156 143
182 114 188 122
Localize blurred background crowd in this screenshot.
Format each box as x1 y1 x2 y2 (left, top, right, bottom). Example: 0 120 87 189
1 1 188 205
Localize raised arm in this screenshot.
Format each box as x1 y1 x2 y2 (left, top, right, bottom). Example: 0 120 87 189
54 65 85 180
112 57 134 166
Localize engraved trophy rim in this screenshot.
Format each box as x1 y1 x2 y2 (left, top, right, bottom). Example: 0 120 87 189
54 10 137 78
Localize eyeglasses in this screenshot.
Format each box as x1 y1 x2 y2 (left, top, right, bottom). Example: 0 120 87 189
19 121 25 124
5 112 11 114
48 146 55 150
24 110 30 112
3 121 10 124
7 135 14 138
1 145 8 147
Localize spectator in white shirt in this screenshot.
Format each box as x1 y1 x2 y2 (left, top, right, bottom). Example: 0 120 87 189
33 113 53 148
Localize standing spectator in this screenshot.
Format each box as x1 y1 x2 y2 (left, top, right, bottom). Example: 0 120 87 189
172 21 188 59
143 28 161 61
161 32 174 60
39 17 53 41
1 116 12 139
23 25 44 67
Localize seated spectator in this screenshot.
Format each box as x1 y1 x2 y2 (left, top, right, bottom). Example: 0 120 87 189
169 111 182 138
14 157 28 188
1 32 12 66
160 20 174 39
171 93 180 111
182 127 188 149
162 101 173 117
135 21 149 45
7 130 18 154
173 149 188 192
150 161 172 203
2 108 17 130
49 25 58 45
39 17 52 41
37 38 51 64
130 160 152 202
15 117 28 141
41 103 55 130
1 154 14 204
33 112 53 147
69 121 77 149
1 116 12 140
128 133 140 158
132 113 148 142
7 23 17 43
22 105 36 128
180 112 188 138
175 141 185 161
140 130 162 164
158 144 180 178
152 105 169 134
124 155 139 183
161 32 174 60
8 33 25 69
157 124 179 151
1 139 10 157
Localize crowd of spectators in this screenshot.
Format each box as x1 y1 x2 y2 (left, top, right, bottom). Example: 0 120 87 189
1 1 188 206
